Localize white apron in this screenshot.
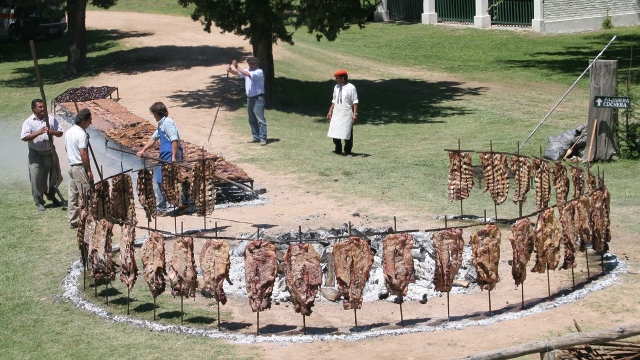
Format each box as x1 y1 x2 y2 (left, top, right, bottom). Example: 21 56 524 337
327 104 353 139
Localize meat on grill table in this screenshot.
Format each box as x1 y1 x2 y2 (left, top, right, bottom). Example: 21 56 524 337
190 158 216 216
447 151 474 201
591 187 611 253
469 224 501 291
509 219 536 286
382 233 414 297
136 169 156 222
480 152 509 205
552 162 570 213
161 162 189 209
333 236 374 310
109 173 137 225
571 166 585 199
509 155 531 204
244 239 278 312
531 208 562 273
89 180 110 218
200 239 232 304
533 158 551 211
141 232 166 298
89 218 116 283
284 243 322 316
119 223 138 290
167 237 197 298
432 228 465 293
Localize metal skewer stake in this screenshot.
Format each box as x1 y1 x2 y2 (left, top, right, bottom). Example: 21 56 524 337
181 294 184 325
521 285 524 310
353 309 358 332
256 311 260 335
399 296 404 327
127 287 130 315
303 315 306 335
447 292 450 321
547 263 551 299
488 290 492 315
153 296 157 321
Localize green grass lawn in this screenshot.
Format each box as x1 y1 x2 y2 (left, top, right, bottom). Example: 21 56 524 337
1 0 639 357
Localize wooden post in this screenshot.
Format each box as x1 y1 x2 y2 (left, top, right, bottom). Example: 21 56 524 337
586 60 618 162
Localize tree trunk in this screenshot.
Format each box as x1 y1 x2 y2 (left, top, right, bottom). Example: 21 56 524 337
252 36 276 106
66 0 87 75
586 60 618 162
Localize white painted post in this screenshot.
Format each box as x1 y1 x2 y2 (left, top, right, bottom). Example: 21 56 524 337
374 0 389 22
422 0 438 24
531 0 544 32
474 0 491 28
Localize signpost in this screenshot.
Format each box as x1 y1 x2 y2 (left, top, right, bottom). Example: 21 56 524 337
594 96 631 109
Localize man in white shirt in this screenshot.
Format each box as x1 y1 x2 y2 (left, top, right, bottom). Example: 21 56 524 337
227 57 268 145
65 108 93 229
20 99 64 211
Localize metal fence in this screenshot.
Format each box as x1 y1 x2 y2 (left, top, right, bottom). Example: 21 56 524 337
388 0 423 22
436 0 474 23
489 0 533 26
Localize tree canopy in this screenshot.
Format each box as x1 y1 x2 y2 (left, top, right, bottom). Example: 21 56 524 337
177 0 379 103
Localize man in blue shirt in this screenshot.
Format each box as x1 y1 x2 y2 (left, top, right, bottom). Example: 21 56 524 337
227 57 268 145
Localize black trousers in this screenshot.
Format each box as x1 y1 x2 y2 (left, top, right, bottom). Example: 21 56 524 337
333 128 353 155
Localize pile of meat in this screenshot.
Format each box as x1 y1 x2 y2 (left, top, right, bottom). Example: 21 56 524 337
55 86 117 103
334 237 374 310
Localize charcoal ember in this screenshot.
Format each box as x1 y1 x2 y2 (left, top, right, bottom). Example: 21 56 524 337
190 158 216 216
382 233 414 297
447 151 474 201
432 228 464 293
509 155 531 204
167 237 197 298
284 243 322 316
552 162 570 212
136 169 156 222
161 163 188 208
89 180 110 218
141 232 166 298
119 223 138 290
532 208 562 273
55 86 117 103
509 219 536 286
109 173 137 225
533 158 551 211
469 224 501 291
479 152 509 205
334 237 374 310
571 166 585 199
89 219 116 283
200 239 231 304
244 240 278 312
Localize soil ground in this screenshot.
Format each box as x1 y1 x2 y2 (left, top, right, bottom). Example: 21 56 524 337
74 11 640 359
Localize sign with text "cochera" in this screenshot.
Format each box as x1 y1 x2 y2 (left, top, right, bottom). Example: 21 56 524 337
594 96 631 109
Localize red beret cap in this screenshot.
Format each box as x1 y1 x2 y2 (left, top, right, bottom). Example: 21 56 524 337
333 69 348 77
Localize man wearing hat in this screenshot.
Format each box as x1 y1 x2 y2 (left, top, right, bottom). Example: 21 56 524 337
326 69 359 157
227 57 268 146
65 108 94 229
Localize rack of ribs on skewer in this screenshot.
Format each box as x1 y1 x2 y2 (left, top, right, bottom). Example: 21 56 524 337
200 239 232 304
333 236 374 310
190 158 216 216
284 243 322 316
531 208 562 273
509 155 531 204
469 224 501 291
447 151 474 201
244 239 278 312
509 219 536 286
533 158 551 211
552 162 570 212
136 169 157 222
109 173 137 225
432 228 465 293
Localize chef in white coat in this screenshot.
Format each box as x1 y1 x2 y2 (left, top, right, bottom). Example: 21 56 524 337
326 69 358 157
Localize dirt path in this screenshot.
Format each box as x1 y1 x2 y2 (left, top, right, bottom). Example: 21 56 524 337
83 11 640 359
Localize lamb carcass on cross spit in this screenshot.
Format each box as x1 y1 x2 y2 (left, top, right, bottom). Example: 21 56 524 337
89 218 116 283
334 236 374 310
382 233 414 297
141 232 166 298
119 223 138 290
136 169 156 222
509 219 536 286
190 158 216 216
284 243 322 316
432 228 465 293
200 239 232 305
244 239 278 312
448 151 474 201
167 236 197 298
531 208 562 273
469 224 501 291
